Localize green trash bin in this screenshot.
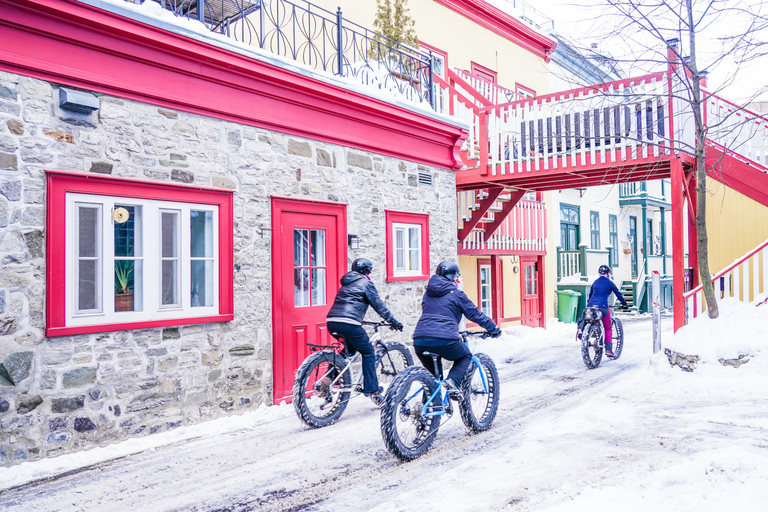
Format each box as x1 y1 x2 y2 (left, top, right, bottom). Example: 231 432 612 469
556 289 582 323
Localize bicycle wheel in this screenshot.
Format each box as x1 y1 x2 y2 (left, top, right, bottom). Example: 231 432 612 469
375 341 414 389
292 351 350 428
581 322 603 369
380 366 441 461
459 353 500 433
611 317 624 360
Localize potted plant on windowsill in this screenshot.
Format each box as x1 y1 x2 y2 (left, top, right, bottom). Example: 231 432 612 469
114 260 134 312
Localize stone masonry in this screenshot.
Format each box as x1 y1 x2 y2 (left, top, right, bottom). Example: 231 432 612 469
0 71 457 466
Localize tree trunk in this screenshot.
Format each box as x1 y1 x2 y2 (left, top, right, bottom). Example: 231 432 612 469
687 0 719 319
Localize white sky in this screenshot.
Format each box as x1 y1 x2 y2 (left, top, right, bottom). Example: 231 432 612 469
1 298 766 510
532 0 768 104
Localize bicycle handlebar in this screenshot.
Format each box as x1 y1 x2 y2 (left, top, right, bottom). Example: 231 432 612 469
459 330 492 339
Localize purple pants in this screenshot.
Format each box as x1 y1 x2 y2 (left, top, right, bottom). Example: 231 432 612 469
600 309 612 346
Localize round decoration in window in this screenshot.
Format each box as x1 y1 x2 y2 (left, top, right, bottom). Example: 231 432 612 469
112 207 130 223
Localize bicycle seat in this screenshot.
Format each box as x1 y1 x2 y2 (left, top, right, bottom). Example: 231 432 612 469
422 351 439 361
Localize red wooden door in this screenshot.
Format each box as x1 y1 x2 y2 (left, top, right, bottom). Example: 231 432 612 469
521 257 540 327
272 198 346 403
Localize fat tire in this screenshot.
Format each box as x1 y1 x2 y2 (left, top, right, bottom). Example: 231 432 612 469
581 323 603 369
611 317 624 360
380 366 441 461
458 353 500 432
292 351 350 429
375 341 414 390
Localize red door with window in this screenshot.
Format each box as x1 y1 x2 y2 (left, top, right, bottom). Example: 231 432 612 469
521 257 540 327
271 198 346 403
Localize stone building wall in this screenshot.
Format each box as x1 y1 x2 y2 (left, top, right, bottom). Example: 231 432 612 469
0 70 457 466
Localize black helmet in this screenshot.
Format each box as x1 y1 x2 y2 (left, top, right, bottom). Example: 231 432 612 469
436 260 461 281
598 264 611 275
351 258 373 275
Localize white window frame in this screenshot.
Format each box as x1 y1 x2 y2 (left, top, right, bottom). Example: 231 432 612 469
392 222 422 277
65 192 219 327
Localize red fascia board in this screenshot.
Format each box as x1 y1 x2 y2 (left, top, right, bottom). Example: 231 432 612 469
0 0 467 170
434 0 556 62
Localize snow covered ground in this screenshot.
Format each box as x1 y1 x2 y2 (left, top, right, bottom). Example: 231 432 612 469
1 299 766 511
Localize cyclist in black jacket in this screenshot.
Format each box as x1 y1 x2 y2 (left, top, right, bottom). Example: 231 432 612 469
326 258 403 405
412 261 501 398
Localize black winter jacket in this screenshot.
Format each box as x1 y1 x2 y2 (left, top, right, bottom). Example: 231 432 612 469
413 274 497 341
326 272 396 324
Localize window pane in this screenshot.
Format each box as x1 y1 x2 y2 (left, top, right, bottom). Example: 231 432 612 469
294 229 308 267
190 210 213 258
568 229 577 250
409 249 420 271
161 211 179 258
78 206 99 258
161 210 179 307
78 260 98 311
294 268 309 307
310 230 325 267
191 260 213 307
114 205 137 257
311 268 326 306
395 228 405 270
114 260 135 311
408 227 420 249
162 260 178 306
76 203 101 314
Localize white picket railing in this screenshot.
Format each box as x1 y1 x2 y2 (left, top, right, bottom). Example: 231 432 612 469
559 251 580 279
482 72 673 177
704 93 768 167
683 239 768 323
460 199 546 252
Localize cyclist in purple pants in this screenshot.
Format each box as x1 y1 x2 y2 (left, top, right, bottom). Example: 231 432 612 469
587 265 628 357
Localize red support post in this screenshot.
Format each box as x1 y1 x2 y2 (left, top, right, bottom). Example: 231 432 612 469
538 254 546 328
671 158 687 331
686 170 699 289
490 254 503 325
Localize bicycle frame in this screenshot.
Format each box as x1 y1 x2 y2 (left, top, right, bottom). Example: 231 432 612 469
307 322 387 393
415 353 489 419
412 332 491 419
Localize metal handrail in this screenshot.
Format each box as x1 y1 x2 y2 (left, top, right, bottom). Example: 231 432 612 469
138 0 435 108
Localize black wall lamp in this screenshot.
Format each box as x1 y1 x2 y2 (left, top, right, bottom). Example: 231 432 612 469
348 234 361 249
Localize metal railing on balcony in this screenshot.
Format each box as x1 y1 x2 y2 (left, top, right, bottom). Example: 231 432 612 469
135 0 435 108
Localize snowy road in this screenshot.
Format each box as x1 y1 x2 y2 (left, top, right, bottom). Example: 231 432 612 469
2 312 767 511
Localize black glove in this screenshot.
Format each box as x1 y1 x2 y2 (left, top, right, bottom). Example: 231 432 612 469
489 327 502 338
621 304 629 311
390 320 404 331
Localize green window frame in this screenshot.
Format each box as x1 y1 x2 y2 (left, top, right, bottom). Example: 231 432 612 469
609 214 618 266
590 211 600 249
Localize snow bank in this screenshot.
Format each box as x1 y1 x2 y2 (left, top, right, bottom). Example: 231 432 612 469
651 298 767 372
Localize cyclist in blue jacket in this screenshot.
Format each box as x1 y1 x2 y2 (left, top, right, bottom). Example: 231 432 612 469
412 261 501 399
586 264 628 357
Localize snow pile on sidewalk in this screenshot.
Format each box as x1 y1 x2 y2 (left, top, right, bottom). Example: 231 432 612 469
653 297 767 372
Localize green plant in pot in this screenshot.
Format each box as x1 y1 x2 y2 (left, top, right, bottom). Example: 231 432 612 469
114 260 135 312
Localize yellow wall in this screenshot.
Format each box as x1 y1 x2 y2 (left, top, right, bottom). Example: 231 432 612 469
458 255 524 326
321 0 550 95
706 181 768 271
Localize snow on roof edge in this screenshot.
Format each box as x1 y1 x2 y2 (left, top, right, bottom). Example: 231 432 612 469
74 0 467 131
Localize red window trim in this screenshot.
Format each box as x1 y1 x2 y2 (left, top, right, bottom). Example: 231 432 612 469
45 170 234 337
419 42 448 78
471 62 498 84
385 210 430 282
516 83 536 99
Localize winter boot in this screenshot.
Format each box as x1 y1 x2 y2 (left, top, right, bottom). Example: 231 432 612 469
605 342 614 358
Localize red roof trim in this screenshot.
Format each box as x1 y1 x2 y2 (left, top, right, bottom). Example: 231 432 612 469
434 0 556 62
0 0 467 170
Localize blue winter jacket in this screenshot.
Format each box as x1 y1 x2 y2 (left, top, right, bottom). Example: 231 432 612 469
413 274 497 341
587 275 628 308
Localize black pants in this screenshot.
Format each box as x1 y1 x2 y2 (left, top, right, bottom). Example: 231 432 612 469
413 338 472 386
327 322 378 394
